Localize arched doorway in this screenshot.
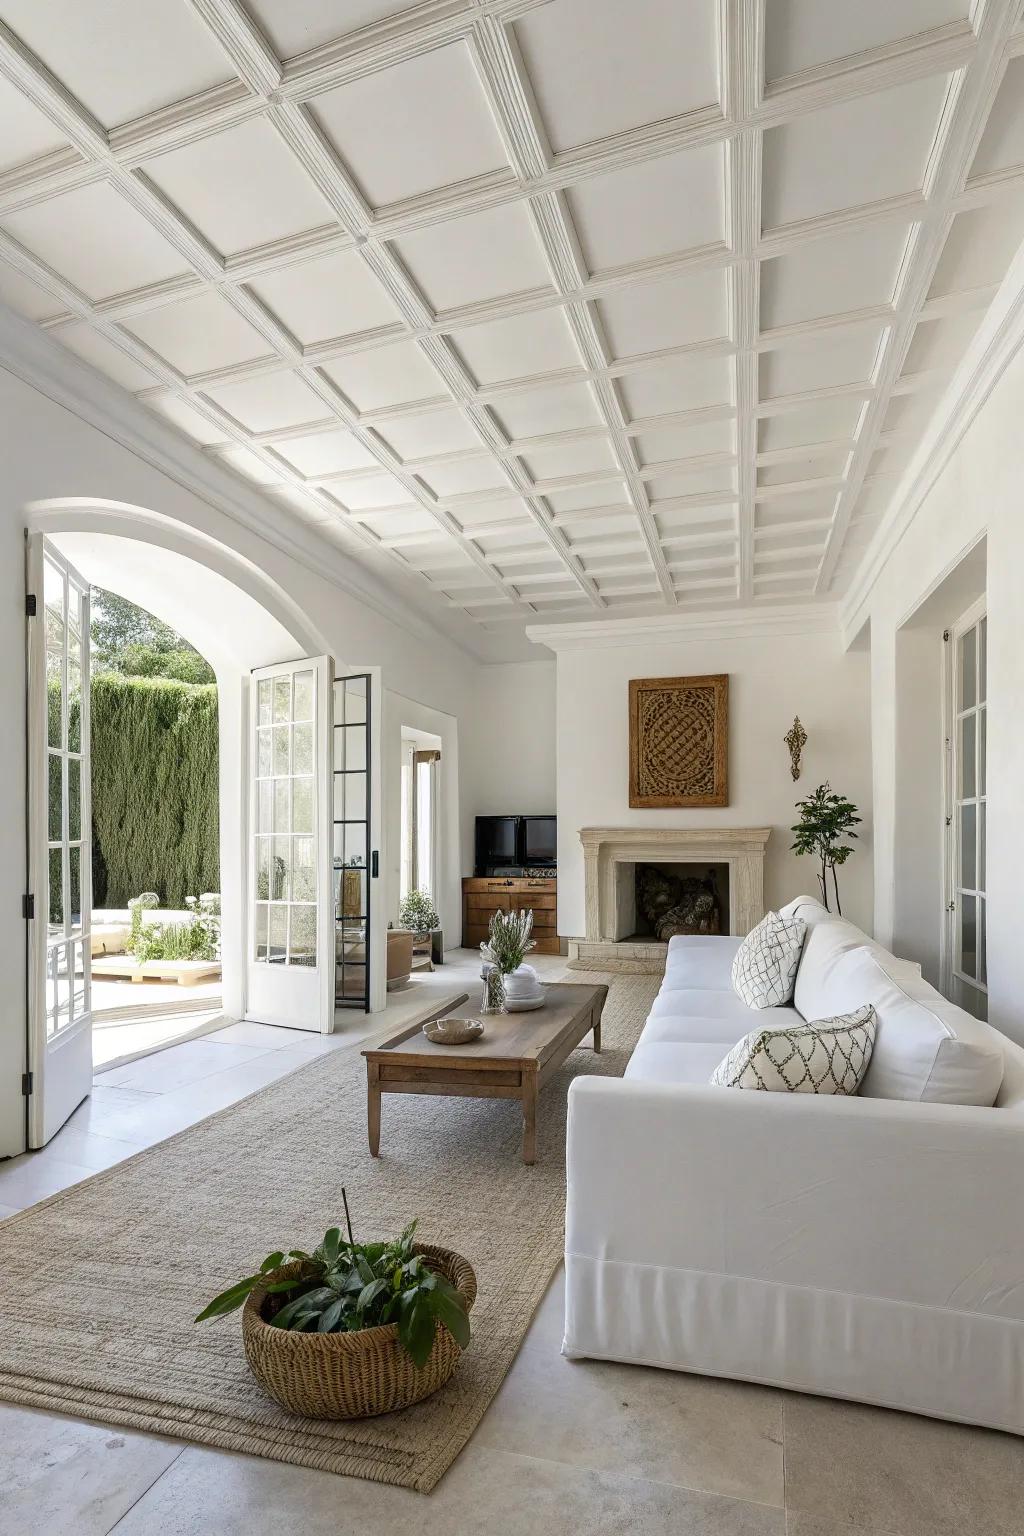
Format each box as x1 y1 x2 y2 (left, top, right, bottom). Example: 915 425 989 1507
23 501 383 1148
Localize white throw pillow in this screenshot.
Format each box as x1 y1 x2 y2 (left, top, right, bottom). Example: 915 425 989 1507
710 1005 876 1094
731 911 807 1009
823 945 1005 1105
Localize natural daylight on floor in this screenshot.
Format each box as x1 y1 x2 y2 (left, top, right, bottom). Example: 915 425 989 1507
1 1 1023 1533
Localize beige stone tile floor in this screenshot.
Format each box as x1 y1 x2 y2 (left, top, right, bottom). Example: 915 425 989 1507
1 951 1020 1536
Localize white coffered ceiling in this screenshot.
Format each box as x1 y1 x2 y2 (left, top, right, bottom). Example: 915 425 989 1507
1 0 1024 657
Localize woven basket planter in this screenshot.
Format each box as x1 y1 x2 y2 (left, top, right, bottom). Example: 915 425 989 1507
241 1244 477 1419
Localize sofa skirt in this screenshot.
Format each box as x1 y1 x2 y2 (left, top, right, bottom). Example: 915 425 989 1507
563 1252 1024 1436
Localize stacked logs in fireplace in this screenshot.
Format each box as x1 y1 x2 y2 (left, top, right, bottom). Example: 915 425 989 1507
636 864 724 940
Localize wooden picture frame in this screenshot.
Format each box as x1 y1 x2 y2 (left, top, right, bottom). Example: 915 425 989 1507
628 674 729 808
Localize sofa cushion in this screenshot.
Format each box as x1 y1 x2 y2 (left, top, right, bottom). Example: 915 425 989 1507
709 1006 876 1094
825 945 1005 1105
663 935 742 992
624 1041 731 1087
791 906 921 1022
731 911 806 1009
643 1008 787 1046
650 988 796 1030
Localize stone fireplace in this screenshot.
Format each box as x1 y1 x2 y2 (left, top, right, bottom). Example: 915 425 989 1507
568 826 771 973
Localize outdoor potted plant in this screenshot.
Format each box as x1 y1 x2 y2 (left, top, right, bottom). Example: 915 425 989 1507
196 1191 474 1420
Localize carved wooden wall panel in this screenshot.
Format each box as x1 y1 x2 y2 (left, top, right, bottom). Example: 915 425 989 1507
628 674 729 808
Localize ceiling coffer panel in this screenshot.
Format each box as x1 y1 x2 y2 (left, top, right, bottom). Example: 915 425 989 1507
0 0 1020 637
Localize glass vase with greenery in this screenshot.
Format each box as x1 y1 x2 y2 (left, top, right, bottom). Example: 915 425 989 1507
196 1191 469 1368
398 888 440 935
479 909 536 1013
790 782 861 915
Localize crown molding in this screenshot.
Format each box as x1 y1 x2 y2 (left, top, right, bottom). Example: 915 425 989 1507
0 303 482 661
839 233 1024 637
525 601 842 653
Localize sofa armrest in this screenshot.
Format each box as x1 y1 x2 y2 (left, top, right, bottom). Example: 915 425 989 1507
566 1076 1024 1318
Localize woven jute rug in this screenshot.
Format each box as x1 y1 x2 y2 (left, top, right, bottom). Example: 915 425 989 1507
0 971 657 1493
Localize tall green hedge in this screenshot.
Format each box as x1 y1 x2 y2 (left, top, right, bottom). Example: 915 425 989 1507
90 673 220 907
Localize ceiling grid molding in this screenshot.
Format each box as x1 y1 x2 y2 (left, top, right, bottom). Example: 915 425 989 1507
0 0 1021 651
815 0 1024 593
724 0 766 602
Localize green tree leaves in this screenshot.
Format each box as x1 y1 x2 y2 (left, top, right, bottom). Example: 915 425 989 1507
91 589 215 684
791 782 861 915
91 673 219 907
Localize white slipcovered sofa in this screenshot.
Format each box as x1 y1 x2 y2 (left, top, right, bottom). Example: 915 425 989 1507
564 895 1024 1435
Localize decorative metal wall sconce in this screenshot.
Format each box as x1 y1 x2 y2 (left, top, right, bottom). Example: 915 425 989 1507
784 716 807 781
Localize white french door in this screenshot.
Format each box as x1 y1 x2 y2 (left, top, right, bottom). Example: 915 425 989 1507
246 656 334 1031
26 535 93 1147
944 602 988 1020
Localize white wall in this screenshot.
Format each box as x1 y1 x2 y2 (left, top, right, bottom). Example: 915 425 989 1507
553 630 873 939
848 342 1024 1045
465 661 557 816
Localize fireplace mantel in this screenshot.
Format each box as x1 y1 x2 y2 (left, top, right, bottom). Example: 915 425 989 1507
579 826 771 955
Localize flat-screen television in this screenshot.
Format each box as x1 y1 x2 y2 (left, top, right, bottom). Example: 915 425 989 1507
522 815 557 865
475 815 557 873
475 815 518 871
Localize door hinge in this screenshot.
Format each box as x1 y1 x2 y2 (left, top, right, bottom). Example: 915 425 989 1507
943 628 951 642
21 1072 33 1097
22 893 34 920
25 593 37 617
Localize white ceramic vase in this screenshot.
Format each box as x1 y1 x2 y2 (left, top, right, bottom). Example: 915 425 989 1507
502 964 543 1003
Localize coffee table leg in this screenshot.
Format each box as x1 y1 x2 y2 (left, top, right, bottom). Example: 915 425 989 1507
593 1007 602 1053
367 1064 381 1157
521 1069 538 1165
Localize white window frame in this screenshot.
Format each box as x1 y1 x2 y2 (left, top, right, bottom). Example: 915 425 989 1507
941 596 987 1016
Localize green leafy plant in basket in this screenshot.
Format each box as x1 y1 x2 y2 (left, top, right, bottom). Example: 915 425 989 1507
195 1191 469 1368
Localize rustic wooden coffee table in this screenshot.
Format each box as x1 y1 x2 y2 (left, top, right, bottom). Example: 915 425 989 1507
362 982 608 1165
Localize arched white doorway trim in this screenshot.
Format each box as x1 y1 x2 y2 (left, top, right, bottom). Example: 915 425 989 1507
24 497 331 663
21 501 380 1147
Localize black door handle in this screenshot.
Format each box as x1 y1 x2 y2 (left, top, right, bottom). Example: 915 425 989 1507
371 850 379 878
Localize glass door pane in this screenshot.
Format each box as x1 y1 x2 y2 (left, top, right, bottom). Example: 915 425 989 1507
247 656 333 1032
253 667 318 969
949 610 987 1021
42 555 91 1041
334 674 371 1011
27 536 93 1147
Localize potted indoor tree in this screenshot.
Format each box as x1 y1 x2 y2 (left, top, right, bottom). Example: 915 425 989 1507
398 888 442 969
398 887 439 940
791 782 861 915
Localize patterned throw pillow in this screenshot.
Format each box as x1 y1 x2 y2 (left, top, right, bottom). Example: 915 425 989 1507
710 1005 877 1094
731 910 807 1009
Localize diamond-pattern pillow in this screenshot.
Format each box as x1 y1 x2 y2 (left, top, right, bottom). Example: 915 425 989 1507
710 1005 877 1094
731 910 807 1009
